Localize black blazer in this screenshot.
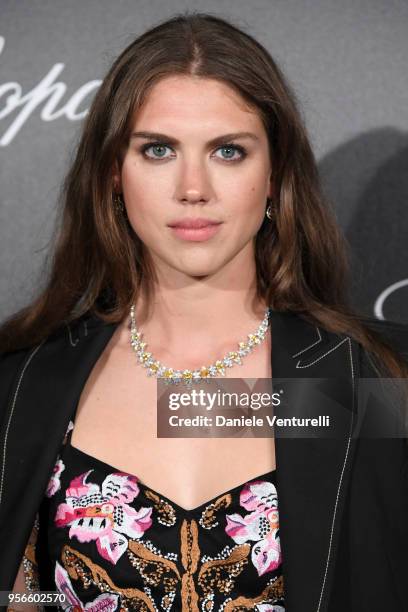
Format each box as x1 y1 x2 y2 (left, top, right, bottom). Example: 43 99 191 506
0 309 407 612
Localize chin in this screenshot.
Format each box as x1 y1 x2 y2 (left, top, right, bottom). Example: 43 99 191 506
183 267 217 279
174 260 222 278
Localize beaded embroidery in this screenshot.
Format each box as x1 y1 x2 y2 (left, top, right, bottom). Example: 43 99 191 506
42 420 285 611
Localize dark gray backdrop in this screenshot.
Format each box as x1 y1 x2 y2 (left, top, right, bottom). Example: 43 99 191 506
1 0 407 324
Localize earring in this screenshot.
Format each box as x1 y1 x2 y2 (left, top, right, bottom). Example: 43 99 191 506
265 197 274 220
113 192 125 214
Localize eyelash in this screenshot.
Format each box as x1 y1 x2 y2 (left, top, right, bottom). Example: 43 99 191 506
139 141 247 162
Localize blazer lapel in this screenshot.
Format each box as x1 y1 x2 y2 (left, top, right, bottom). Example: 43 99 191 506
270 309 359 612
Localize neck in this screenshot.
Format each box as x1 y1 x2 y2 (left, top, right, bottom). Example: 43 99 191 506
117 249 271 368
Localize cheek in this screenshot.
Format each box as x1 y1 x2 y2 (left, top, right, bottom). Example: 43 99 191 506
124 191 166 244
121 169 146 203
121 166 157 222
121 156 158 199
231 190 267 224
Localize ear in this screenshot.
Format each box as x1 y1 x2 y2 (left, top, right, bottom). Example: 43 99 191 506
112 159 122 193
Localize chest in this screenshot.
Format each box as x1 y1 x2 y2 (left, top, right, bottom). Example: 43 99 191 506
69 328 275 511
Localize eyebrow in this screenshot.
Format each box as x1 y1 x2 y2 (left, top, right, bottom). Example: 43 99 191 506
130 131 259 147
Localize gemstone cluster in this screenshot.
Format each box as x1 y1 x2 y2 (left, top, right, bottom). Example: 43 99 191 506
129 305 271 386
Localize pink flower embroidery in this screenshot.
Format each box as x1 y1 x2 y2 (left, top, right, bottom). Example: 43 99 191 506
46 458 65 498
55 470 153 564
225 479 281 576
55 560 119 611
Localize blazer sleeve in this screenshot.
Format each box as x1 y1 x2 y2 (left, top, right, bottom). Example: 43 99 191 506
358 318 408 455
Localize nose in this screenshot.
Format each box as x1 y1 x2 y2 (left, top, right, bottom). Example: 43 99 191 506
175 157 212 204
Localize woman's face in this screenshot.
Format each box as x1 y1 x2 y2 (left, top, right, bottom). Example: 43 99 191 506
114 75 273 280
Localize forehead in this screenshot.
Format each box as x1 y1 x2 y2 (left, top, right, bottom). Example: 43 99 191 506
131 75 263 133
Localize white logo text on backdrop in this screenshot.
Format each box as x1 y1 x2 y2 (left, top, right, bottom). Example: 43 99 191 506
0 36 101 146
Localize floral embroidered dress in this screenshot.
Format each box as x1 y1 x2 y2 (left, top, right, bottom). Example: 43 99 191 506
40 420 285 611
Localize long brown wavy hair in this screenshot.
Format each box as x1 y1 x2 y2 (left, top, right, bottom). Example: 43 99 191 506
0 11 406 377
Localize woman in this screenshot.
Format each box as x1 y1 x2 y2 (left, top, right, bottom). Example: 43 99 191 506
1 11 407 612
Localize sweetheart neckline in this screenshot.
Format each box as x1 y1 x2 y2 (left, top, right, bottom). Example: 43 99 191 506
63 437 276 515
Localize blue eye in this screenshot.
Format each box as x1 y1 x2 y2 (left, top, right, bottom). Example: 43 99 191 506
215 144 246 161
141 143 173 159
140 141 247 162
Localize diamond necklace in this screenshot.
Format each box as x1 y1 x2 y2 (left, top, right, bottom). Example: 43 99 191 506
129 305 271 386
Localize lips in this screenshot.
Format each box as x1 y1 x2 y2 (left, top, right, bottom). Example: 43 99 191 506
168 218 222 229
